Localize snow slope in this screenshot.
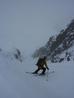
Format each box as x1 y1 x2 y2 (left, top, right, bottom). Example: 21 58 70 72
0 52 74 98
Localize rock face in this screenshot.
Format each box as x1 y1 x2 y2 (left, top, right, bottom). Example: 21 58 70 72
33 19 74 63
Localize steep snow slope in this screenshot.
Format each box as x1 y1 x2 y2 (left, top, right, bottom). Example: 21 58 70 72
0 52 74 98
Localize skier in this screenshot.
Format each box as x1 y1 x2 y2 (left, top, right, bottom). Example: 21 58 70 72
32 56 49 75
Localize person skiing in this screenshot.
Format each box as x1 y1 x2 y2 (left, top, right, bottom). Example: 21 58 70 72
32 56 49 75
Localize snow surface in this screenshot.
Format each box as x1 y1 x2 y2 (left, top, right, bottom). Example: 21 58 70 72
0 52 74 98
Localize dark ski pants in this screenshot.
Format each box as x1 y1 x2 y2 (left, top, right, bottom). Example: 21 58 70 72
33 67 46 74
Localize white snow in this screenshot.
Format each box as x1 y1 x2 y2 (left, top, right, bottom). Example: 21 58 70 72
0 52 74 98
0 1 74 98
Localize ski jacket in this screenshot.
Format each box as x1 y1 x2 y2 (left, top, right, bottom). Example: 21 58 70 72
36 58 48 69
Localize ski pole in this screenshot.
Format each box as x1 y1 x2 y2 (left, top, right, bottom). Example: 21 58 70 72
46 69 49 81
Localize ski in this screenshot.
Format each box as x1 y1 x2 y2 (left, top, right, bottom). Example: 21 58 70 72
25 70 55 76
25 72 39 76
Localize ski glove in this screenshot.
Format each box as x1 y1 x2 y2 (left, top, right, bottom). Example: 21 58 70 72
46 67 49 70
